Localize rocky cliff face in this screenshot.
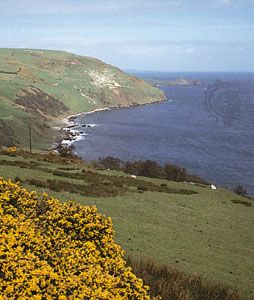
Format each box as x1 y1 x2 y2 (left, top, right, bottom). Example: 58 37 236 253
0 48 165 148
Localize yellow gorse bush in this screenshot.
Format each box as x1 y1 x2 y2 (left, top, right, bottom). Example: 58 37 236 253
0 178 160 299
7 147 17 154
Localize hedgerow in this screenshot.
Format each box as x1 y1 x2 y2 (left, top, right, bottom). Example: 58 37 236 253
0 178 160 299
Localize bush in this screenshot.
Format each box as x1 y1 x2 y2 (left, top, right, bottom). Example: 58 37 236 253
234 185 247 196
93 157 208 185
14 176 22 183
124 160 164 178
164 164 188 182
0 178 159 299
0 146 18 157
98 156 123 170
8 146 17 153
58 145 77 158
126 257 243 300
231 199 251 207
137 186 148 192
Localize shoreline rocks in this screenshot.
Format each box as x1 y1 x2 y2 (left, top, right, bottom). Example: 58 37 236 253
56 97 168 151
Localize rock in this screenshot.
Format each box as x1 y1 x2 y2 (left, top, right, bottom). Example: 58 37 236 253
211 184 217 190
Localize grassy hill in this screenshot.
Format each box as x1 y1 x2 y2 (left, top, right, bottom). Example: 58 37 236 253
0 148 253 299
0 48 165 149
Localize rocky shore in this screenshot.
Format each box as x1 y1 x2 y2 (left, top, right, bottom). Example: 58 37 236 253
56 108 111 150
56 97 167 151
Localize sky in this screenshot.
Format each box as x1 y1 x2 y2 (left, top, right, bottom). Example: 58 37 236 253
0 0 253 72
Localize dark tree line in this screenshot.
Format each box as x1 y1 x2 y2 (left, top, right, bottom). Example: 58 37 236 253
94 156 208 185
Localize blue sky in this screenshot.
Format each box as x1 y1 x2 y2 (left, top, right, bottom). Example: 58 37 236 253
0 0 253 71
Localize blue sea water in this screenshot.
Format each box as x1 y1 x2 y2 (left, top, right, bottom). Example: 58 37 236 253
74 72 254 194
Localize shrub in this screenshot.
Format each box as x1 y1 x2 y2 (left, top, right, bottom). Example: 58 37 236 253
58 145 77 158
126 257 243 300
91 160 106 170
124 160 164 178
94 157 208 185
0 178 160 299
0 146 18 157
231 199 251 207
234 185 247 196
14 176 22 183
8 146 17 153
98 156 123 170
164 164 188 182
137 186 148 192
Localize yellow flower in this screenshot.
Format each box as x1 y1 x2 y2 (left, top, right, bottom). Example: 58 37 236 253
7 146 17 153
0 177 157 299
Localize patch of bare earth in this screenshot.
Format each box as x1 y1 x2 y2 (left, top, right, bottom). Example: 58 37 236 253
15 86 69 118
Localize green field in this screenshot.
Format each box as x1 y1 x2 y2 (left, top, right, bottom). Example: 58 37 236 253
0 149 253 298
1 49 253 298
0 48 164 148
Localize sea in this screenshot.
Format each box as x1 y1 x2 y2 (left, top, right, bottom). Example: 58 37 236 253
73 72 254 195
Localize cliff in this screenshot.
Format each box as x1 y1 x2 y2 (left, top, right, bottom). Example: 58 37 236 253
0 48 165 149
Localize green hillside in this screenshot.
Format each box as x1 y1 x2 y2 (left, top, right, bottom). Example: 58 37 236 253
0 48 165 149
0 148 253 299
1 49 253 299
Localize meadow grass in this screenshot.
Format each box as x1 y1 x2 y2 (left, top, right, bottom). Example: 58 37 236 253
0 150 253 298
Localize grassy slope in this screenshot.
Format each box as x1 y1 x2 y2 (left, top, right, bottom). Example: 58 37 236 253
0 48 164 149
0 150 253 298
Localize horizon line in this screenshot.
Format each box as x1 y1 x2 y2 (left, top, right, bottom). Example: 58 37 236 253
125 69 254 73
1 47 253 74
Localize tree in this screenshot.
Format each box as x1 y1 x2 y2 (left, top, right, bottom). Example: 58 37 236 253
99 156 123 170
234 185 246 196
164 164 188 182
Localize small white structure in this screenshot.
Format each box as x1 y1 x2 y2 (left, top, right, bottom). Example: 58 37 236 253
130 175 137 179
211 184 217 190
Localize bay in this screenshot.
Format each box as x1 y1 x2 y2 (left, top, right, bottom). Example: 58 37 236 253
74 72 254 194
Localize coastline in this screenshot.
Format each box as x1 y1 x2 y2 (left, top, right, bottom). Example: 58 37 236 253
56 107 112 149
55 96 167 150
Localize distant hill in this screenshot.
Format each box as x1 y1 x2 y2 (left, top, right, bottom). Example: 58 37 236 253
147 77 204 87
0 48 165 149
